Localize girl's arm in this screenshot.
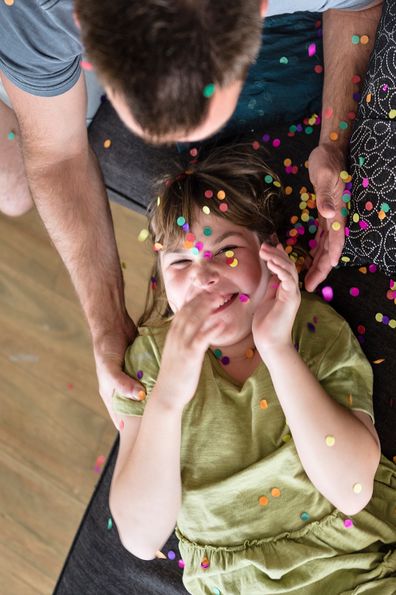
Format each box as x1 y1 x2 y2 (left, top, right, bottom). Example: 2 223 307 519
110 291 225 560
110 389 183 560
257 343 380 516
253 244 381 516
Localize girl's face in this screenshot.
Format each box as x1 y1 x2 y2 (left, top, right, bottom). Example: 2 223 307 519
160 209 271 346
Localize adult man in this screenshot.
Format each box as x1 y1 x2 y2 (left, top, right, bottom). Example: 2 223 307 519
0 0 383 425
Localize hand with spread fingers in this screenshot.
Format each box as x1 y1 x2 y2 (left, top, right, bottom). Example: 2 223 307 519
252 243 301 354
304 144 347 292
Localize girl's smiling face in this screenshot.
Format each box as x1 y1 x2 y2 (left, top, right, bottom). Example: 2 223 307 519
160 209 271 346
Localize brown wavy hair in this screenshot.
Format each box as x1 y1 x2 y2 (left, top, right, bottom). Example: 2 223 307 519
137 144 283 327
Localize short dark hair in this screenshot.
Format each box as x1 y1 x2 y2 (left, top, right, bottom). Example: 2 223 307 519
74 0 263 141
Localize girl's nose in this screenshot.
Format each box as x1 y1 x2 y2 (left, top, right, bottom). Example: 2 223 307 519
192 263 220 289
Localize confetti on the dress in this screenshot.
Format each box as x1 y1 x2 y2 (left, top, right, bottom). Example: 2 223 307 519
94 454 106 473
344 519 354 528
351 35 360 44
350 287 360 297
204 190 213 199
271 487 281 497
300 512 310 521
217 190 226 200
259 495 269 506
4 0 14 6
219 202 228 212
362 178 369 188
260 399 268 409
138 229 149 242
203 206 211 214
201 557 210 569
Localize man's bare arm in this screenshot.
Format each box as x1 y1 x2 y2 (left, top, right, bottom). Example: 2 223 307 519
1 72 141 423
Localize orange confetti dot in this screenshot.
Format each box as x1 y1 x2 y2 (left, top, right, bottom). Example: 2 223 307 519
359 266 367 274
245 348 255 359
366 93 372 103
259 496 269 506
372 359 385 365
329 131 339 141
260 399 268 409
346 394 353 406
4 0 14 5
285 186 293 195
360 35 369 45
378 210 386 220
284 158 292 167
217 190 226 200
137 390 146 400
103 139 112 149
271 487 281 497
290 215 298 224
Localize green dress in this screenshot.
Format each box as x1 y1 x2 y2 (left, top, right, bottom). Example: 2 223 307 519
113 293 396 594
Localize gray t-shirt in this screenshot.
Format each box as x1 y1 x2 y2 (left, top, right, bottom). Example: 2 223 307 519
0 0 377 97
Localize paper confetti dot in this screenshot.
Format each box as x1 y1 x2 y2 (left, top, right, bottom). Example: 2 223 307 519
137 390 146 400
4 0 14 5
167 550 176 560
107 517 113 530
352 75 361 84
351 35 360 44
219 202 228 212
321 286 334 303
340 171 349 181
308 43 316 57
271 487 281 497
280 56 288 64
217 190 226 200
229 258 238 267
202 206 211 214
332 221 341 231
245 347 255 359
201 557 210 569
360 35 369 45
375 313 383 323
80 60 94 71
103 139 112 149
203 83 215 98
353 483 362 494
350 287 360 297
366 93 372 103
260 399 268 409
7 131 15 140
204 190 213 198
221 356 230 365
214 349 222 358
339 121 348 130
300 512 310 521
344 518 354 528
362 178 369 188
314 65 323 74
138 229 149 242
324 107 333 119
212 588 221 595
325 435 336 447
176 216 185 226
259 496 269 506
203 250 212 259
136 370 143 379
203 226 212 236
329 132 339 141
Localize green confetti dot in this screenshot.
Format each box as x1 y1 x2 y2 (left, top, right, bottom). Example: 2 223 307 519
107 517 113 530
309 225 317 234
7 131 15 140
380 203 390 213
191 247 199 256
339 121 348 130
177 216 185 226
264 174 273 184
279 56 288 64
341 207 349 217
358 156 365 166
305 126 313 135
203 226 212 236
289 125 297 133
203 83 215 98
214 349 222 358
300 512 310 522
352 35 360 45
342 193 351 203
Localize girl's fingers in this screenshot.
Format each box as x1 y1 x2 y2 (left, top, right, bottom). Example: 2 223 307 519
262 249 299 283
266 260 298 292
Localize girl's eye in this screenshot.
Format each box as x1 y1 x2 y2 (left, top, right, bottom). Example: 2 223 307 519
216 245 238 256
170 259 191 267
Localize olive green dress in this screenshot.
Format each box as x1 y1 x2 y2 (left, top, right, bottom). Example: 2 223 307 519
113 293 396 594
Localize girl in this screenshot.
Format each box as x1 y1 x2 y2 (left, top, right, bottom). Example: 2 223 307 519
110 145 396 594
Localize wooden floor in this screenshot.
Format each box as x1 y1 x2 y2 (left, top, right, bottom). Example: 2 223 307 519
0 201 155 594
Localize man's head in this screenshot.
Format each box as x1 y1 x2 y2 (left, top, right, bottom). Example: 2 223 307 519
74 0 267 144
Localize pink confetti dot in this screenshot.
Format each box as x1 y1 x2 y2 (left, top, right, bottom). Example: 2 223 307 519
362 178 369 188
344 519 354 528
272 138 281 148
239 293 250 303
324 107 333 119
382 84 388 92
252 141 260 150
195 241 204 251
321 286 334 302
359 220 369 230
368 263 377 273
350 287 360 297
204 190 213 198
80 60 94 71
189 148 198 157
344 227 350 237
308 239 317 250
219 202 228 212
308 43 316 57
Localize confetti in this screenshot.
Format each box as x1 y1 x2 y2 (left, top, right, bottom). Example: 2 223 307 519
350 287 360 297
103 139 112 149
138 229 149 242
372 359 385 364
259 496 269 506
351 35 360 44
80 60 94 71
7 131 15 140
176 216 186 226
329 132 339 141
362 178 369 188
324 107 333 119
137 370 143 379
353 483 362 494
219 202 228 212
167 550 176 560
203 206 211 214
155 550 167 559
204 190 213 198
137 390 146 400
107 517 113 530
203 83 215 98
271 487 281 497
332 221 341 231
325 435 336 447
221 356 230 365
4 0 14 5
201 557 210 569
280 57 289 64
203 226 212 236
308 43 316 57
245 347 255 358
360 35 369 45
217 190 226 200
300 512 310 521
260 399 268 409
239 293 250 303
344 519 354 528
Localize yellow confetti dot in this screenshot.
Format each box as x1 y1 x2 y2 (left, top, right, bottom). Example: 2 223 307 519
271 487 281 498
378 210 386 220
138 229 149 242
325 435 336 447
225 250 234 258
353 483 362 494
260 399 268 409
375 312 383 323
245 348 255 359
103 139 112 149
360 35 369 45
389 319 396 329
202 205 211 214
352 213 360 223
259 496 269 506
273 181 281 188
329 131 339 141
284 158 292 167
217 190 226 200
299 201 307 210
340 170 349 181
332 221 341 231
301 213 309 222
285 186 293 195
229 258 239 268
301 192 309 201
282 434 291 443
341 256 351 263
347 394 353 406
157 196 161 206
389 110 396 119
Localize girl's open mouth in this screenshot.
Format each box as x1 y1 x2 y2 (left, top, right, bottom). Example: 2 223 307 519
213 292 238 313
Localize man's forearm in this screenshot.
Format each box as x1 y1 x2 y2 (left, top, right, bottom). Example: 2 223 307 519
320 2 383 152
258 344 380 515
110 392 183 559
24 147 133 342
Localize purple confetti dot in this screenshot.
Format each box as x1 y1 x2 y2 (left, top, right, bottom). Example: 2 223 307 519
182 223 190 232
167 550 176 560
221 356 230 365
322 286 334 302
382 316 390 325
137 370 143 379
262 134 270 142
353 92 361 102
357 335 365 345
296 124 303 132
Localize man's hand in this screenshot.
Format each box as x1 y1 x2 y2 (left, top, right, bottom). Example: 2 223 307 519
304 143 347 292
93 316 145 427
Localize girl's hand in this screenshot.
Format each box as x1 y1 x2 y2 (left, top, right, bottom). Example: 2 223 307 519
154 291 225 411
252 243 301 355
